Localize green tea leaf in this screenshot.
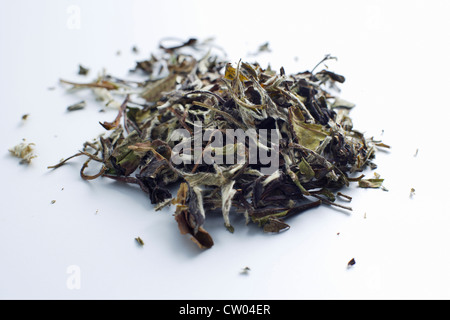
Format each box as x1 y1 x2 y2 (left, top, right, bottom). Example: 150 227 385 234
358 178 384 188
298 157 315 182
289 107 329 151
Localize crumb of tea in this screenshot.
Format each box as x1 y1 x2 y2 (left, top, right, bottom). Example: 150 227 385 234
78 64 89 76
347 258 356 268
9 140 37 164
240 266 251 275
135 237 144 246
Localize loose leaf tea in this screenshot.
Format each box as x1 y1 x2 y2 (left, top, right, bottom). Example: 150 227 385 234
67 100 86 112
49 38 387 249
9 140 37 164
78 65 89 76
240 266 251 275
135 237 145 246
347 258 356 268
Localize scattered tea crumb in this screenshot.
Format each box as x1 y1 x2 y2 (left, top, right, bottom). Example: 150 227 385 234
364 212 367 219
368 162 378 170
132 45 139 54
248 42 271 56
410 188 415 198
78 64 89 76
347 258 356 268
8 140 37 164
256 42 271 53
22 114 29 121
51 200 56 204
414 148 419 157
67 100 86 111
95 209 99 214
240 266 251 275
135 237 144 246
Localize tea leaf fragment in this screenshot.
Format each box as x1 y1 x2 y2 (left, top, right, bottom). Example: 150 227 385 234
135 237 145 246
358 178 384 188
9 140 37 164
67 100 86 111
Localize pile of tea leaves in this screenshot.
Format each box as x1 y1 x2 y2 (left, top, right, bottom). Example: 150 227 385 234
50 38 388 249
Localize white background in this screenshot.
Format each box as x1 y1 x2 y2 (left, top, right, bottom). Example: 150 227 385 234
1 0 449 299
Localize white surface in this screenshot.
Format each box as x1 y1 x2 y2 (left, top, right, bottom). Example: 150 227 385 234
1 0 450 299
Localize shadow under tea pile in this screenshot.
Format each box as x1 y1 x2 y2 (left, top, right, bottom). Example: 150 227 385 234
50 39 388 249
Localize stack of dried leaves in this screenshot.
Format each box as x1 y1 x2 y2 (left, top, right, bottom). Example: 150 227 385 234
50 38 388 249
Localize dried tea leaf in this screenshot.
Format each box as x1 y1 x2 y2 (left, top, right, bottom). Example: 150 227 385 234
298 158 315 182
358 178 384 188
347 258 356 268
135 237 144 246
173 183 214 249
257 42 270 53
289 107 329 151
262 218 290 233
9 140 37 164
224 63 248 82
67 100 86 111
240 266 251 275
78 65 90 76
316 70 346 83
331 97 355 109
141 74 177 102
221 180 237 232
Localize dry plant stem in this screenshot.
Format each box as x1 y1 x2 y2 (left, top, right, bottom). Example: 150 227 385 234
310 194 352 211
100 94 130 130
59 79 118 90
47 151 103 169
